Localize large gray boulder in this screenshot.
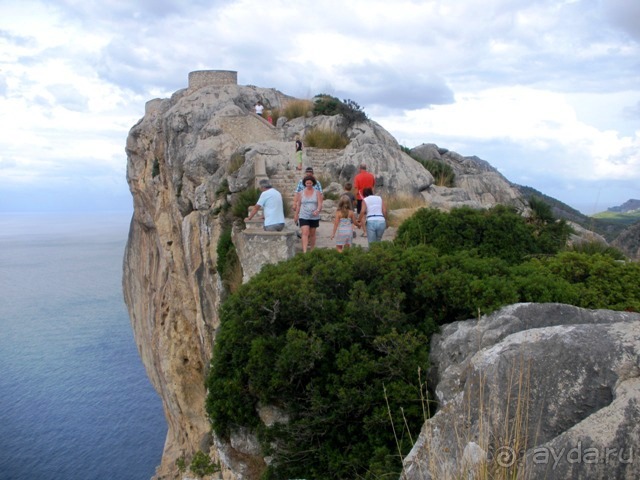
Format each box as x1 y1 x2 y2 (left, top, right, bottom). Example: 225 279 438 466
403 303 640 480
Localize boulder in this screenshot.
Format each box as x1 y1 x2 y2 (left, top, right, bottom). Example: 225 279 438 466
403 303 640 480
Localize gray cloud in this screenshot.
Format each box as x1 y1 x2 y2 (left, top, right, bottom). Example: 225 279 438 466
47 84 88 112
605 0 640 42
333 63 454 110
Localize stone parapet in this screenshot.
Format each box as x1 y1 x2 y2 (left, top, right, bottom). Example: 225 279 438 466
232 226 297 283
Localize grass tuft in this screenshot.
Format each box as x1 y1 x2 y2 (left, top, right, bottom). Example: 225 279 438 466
304 128 349 149
283 99 314 119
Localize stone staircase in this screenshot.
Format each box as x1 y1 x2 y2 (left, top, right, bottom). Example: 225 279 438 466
268 147 344 207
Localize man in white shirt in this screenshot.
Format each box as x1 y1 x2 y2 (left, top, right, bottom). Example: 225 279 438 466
245 179 285 231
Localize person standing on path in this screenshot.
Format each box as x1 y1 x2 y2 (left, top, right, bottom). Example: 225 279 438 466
293 176 323 253
353 163 375 236
245 179 285 231
353 163 376 214
254 101 264 117
293 166 323 206
295 136 303 170
357 187 387 245
330 196 357 252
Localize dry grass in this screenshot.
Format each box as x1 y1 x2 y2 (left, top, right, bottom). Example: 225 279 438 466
304 128 349 149
390 356 537 480
228 152 245 174
384 194 425 211
283 99 314 119
383 194 425 228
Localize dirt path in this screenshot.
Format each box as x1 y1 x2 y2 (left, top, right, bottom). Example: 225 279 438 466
293 220 397 253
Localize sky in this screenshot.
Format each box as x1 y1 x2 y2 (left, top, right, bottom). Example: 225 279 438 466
1 0 639 215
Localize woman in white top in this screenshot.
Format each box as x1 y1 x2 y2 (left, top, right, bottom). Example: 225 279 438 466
358 187 387 245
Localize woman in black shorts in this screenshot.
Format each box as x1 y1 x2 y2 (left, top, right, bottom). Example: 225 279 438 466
293 176 323 253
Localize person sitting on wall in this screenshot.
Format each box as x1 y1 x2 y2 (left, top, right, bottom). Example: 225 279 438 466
245 179 285 231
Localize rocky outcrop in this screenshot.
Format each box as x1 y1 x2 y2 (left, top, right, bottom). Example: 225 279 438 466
403 303 640 480
612 222 640 260
412 143 527 211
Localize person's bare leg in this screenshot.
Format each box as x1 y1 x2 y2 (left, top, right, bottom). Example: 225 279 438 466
301 226 310 252
309 227 317 250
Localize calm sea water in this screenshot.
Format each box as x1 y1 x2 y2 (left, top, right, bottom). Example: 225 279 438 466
0 212 166 480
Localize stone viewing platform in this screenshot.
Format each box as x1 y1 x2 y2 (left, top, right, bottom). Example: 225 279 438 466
188 69 238 92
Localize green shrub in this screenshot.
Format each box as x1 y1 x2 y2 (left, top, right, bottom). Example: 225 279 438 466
303 127 349 149
215 178 229 198
540 252 640 311
568 240 626 260
232 187 260 219
400 147 456 187
206 206 640 479
207 246 436 479
175 456 186 473
312 93 342 116
216 226 233 276
312 94 367 126
422 158 455 187
395 205 570 263
189 450 219 477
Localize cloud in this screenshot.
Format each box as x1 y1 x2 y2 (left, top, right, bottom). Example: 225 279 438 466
1 0 639 214
604 0 640 42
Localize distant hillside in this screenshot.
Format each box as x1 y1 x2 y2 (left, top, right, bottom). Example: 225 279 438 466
606 199 640 213
592 210 640 225
612 222 640 260
515 185 633 241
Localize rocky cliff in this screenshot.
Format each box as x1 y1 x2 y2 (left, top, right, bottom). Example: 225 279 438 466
122 72 446 478
122 71 604 479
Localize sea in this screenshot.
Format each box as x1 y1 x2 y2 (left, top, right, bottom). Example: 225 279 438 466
0 212 167 480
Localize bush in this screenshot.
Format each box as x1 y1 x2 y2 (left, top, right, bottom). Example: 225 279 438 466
400 146 456 187
313 94 367 126
422 158 455 187
189 450 219 477
312 93 341 116
206 206 640 479
395 205 570 263
207 246 436 479
232 187 260 219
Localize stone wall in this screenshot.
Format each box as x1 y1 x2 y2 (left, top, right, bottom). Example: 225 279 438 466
232 225 297 283
188 70 238 92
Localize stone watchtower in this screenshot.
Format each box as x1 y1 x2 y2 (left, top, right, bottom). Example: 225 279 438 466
188 70 238 92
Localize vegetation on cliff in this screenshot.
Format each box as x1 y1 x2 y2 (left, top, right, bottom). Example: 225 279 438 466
401 145 456 187
206 206 640 479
